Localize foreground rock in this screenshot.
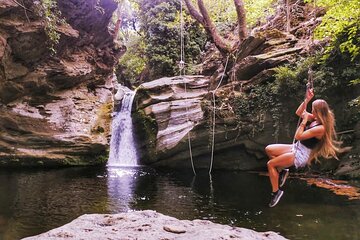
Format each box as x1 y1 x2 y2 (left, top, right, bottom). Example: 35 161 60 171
0 0 123 166
23 210 287 240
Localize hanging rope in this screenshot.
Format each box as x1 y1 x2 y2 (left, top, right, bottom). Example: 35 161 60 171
209 55 230 174
291 68 315 152
307 68 314 89
179 0 185 72
179 0 196 176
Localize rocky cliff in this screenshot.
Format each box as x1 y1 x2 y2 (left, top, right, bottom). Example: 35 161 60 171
135 35 359 175
0 0 123 166
134 31 306 170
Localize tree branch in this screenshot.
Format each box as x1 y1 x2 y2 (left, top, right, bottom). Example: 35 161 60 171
196 0 231 54
233 0 247 42
183 0 204 25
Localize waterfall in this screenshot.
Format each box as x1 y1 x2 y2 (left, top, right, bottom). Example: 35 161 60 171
107 90 138 167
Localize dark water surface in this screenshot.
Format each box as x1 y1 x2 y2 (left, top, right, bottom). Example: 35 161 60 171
0 167 359 240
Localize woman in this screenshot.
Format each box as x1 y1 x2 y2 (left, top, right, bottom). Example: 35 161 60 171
265 88 342 207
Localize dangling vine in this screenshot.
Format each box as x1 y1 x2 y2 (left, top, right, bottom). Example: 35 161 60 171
34 0 66 54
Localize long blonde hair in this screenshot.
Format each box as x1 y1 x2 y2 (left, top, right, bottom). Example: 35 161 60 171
309 99 343 162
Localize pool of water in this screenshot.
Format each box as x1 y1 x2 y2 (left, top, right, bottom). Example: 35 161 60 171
0 167 359 240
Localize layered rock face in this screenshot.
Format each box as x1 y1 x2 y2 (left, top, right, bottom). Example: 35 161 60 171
134 76 210 167
0 0 123 166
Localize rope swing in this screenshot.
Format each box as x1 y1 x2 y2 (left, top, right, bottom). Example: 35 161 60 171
292 68 315 150
209 55 230 174
179 0 196 176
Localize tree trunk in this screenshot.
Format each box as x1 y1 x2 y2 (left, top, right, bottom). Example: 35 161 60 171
183 0 231 54
113 18 122 37
183 0 204 25
286 0 290 32
233 0 247 42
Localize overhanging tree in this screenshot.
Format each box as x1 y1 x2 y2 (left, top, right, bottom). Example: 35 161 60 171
183 0 247 55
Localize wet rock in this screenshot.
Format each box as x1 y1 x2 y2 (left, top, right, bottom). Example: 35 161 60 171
335 122 360 179
114 87 125 101
23 210 287 240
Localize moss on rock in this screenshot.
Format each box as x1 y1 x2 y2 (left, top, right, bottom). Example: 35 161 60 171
133 109 158 163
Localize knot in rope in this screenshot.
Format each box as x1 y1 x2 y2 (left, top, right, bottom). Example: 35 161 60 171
179 60 185 70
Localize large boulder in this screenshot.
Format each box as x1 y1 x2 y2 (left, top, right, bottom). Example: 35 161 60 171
0 0 124 166
23 210 287 240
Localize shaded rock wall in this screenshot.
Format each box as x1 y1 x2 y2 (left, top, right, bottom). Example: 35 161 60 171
0 0 124 166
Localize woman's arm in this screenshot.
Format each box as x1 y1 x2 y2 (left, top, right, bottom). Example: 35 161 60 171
295 100 310 117
295 88 315 119
294 112 324 140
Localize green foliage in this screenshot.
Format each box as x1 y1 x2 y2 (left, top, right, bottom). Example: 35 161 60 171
232 47 360 139
306 0 360 62
118 0 207 80
189 0 275 30
321 22 360 63
35 0 66 54
117 34 147 85
111 0 139 45
133 107 158 160
117 0 277 82
141 1 200 78
350 78 360 86
232 81 286 139
272 57 317 95
232 57 326 139
244 0 275 27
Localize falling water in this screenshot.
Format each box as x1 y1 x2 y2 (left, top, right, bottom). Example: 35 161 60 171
107 90 138 167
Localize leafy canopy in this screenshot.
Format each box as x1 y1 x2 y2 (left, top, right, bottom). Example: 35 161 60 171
306 0 360 61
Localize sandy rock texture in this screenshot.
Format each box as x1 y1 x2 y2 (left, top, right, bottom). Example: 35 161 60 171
23 210 287 240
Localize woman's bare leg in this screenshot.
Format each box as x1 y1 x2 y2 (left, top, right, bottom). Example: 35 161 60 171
267 152 295 192
265 144 293 158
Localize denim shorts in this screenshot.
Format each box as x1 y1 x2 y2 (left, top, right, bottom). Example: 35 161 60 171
292 142 312 169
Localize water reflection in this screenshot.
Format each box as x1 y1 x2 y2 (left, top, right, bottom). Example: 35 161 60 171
106 167 138 211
